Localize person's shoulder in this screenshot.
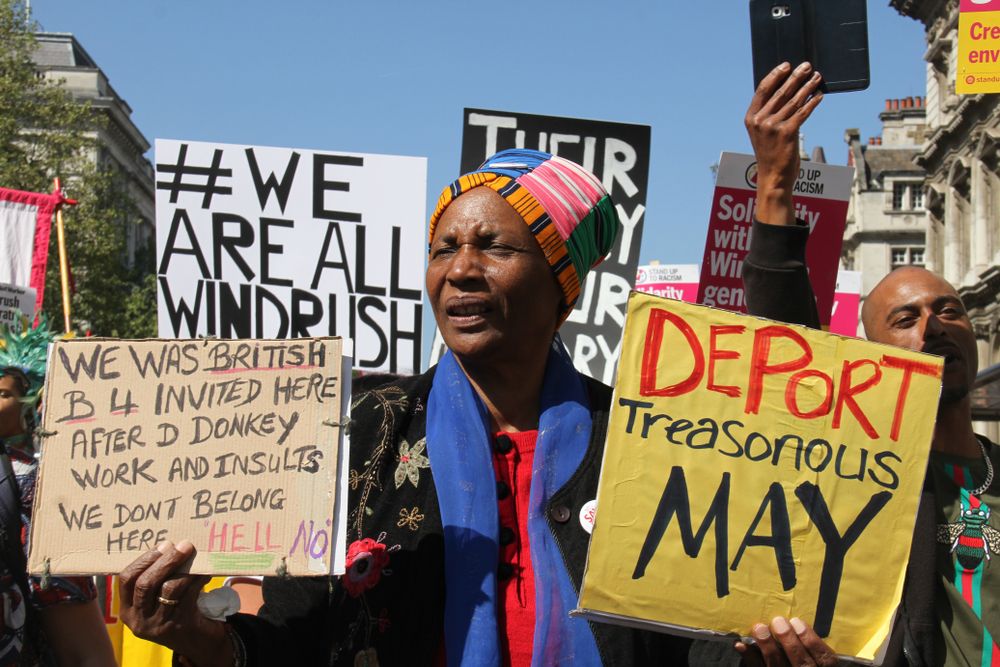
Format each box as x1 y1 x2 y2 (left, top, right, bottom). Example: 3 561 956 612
978 434 999 458
981 434 1000 461
350 368 436 422
352 372 409 394
578 373 612 409
352 368 435 397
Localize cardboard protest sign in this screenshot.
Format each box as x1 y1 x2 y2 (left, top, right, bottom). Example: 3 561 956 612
457 108 651 384
830 270 862 337
576 292 942 662
698 153 851 327
155 140 426 374
0 282 35 327
29 338 350 576
635 264 699 302
958 0 1000 94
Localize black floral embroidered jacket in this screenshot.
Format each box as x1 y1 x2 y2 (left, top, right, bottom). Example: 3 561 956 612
228 368 691 666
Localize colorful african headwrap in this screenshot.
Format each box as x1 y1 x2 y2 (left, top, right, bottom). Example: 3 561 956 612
428 149 620 318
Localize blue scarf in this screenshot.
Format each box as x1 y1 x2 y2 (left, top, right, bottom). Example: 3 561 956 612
426 343 603 666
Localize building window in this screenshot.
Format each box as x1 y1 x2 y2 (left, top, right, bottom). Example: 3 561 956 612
892 183 907 210
891 246 925 267
889 182 925 211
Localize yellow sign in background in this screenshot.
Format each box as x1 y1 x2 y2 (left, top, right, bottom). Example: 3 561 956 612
577 293 943 661
958 0 1000 94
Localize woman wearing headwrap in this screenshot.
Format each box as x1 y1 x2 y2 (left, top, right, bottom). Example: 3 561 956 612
118 150 691 666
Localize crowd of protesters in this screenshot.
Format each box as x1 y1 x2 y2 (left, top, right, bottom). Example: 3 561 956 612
0 61 993 667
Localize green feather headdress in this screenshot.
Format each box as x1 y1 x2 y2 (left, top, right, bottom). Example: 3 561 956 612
0 316 61 424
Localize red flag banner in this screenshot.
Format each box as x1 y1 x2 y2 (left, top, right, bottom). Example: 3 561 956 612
0 187 61 312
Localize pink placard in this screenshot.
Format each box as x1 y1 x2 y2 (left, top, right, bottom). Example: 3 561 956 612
829 270 862 337
635 264 699 302
961 0 1000 13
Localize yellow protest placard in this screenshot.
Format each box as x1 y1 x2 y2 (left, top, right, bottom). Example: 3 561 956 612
28 338 348 577
958 0 1000 94
577 293 943 662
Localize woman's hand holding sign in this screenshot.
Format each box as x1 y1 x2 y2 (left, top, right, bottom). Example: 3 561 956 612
119 540 231 667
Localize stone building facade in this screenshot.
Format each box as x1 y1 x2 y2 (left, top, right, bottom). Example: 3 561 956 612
842 97 931 305
31 32 155 264
891 0 1000 430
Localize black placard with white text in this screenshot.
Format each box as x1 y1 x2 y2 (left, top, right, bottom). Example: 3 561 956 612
430 109 650 384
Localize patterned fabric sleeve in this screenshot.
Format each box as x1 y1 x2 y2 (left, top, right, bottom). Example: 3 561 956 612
29 575 97 609
10 449 97 609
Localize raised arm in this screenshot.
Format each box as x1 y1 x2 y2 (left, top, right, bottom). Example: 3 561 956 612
736 63 839 667
742 61 823 329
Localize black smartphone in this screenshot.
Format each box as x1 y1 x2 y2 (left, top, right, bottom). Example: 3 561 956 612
750 0 870 93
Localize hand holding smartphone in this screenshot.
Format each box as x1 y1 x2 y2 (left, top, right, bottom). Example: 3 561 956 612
750 0 870 93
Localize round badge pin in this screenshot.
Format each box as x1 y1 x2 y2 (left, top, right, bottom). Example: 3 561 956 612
579 499 597 534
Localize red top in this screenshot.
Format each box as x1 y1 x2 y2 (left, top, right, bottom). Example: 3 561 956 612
494 430 538 667
434 430 539 667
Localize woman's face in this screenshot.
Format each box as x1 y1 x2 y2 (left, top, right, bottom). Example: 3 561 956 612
427 187 563 365
0 374 25 439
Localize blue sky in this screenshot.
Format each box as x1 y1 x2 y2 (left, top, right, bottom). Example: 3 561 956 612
32 1 927 267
